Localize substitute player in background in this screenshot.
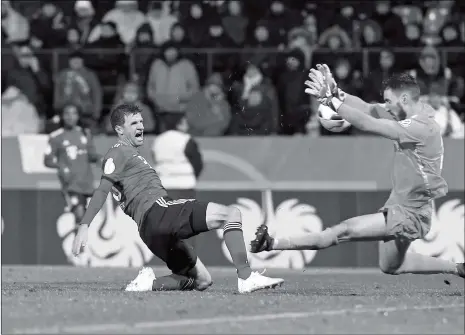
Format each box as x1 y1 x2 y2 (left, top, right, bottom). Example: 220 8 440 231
251 66 464 279
72 103 283 293
44 104 101 223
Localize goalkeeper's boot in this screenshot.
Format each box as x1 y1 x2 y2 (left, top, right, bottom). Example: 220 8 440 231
125 267 156 292
250 224 274 253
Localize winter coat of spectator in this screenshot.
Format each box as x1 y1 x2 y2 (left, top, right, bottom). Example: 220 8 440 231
146 1 178 46
6 44 52 118
54 50 102 132
360 19 384 47
147 42 200 116
68 0 100 46
132 23 156 89
2 86 42 136
277 48 312 135
102 0 146 46
332 57 364 97
182 3 210 47
372 0 406 46
229 60 280 136
84 21 128 112
364 48 398 102
428 90 464 139
204 16 237 48
185 73 232 136
30 2 68 48
1 0 30 43
221 0 249 46
170 22 191 48
107 81 156 134
263 0 302 47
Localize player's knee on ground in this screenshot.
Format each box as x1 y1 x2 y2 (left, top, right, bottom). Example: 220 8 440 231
186 258 213 291
378 240 405 275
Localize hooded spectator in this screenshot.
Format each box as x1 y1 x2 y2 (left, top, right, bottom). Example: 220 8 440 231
107 81 156 134
54 50 102 132
146 0 178 46
68 0 100 46
185 73 232 136
318 25 352 50
372 0 406 46
221 0 249 46
6 44 52 118
1 0 30 43
2 86 41 136
229 58 280 136
183 2 210 47
132 23 156 88
30 2 68 48
147 42 200 130
102 0 145 46
360 19 384 47
365 48 397 102
288 27 314 69
170 22 191 48
277 48 311 135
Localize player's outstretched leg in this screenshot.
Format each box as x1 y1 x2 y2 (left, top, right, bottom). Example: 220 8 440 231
251 213 388 253
205 203 284 293
379 239 465 277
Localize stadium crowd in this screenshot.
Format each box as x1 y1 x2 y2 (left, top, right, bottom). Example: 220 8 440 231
2 0 464 137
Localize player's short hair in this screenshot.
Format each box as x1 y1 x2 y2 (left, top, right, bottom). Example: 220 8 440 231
382 72 421 101
110 104 142 130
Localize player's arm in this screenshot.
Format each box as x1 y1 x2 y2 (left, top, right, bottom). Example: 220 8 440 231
43 136 60 169
343 94 386 118
79 150 127 226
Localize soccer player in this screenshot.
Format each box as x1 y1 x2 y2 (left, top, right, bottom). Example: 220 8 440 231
44 104 101 223
72 104 284 293
250 65 465 279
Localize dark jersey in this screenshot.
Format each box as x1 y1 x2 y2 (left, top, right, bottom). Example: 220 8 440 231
384 108 448 208
45 127 98 195
102 142 168 227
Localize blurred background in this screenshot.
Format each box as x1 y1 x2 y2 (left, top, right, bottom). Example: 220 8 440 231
2 0 464 138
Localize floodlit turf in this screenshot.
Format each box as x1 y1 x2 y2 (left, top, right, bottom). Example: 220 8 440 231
2 266 464 334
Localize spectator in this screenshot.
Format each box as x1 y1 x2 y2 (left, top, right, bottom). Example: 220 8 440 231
403 23 422 47
263 0 301 47
102 0 146 46
332 57 364 97
132 23 156 88
152 116 203 199
146 42 200 132
229 59 280 136
85 21 128 116
247 20 276 48
277 48 311 135
204 16 236 48
6 44 52 119
440 24 463 47
170 22 190 48
318 25 352 51
185 73 232 136
288 27 314 69
30 2 68 48
66 27 82 51
299 13 318 47
428 88 464 139
221 0 249 47
372 0 406 46
107 81 156 134
1 0 30 43
2 86 41 136
54 50 102 133
146 0 178 46
68 0 100 46
183 2 210 47
360 19 384 47
365 48 397 102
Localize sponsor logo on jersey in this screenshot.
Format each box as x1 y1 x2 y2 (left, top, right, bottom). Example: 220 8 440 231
216 190 323 269
57 194 153 267
104 158 116 175
409 199 464 263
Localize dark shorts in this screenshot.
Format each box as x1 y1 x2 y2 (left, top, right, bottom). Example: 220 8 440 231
66 192 91 210
139 197 209 275
380 201 433 242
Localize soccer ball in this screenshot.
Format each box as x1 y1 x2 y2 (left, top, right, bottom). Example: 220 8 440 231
318 104 351 133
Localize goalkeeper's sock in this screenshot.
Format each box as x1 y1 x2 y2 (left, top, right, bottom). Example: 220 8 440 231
152 274 196 291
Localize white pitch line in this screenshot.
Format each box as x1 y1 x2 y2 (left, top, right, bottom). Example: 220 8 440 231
12 303 464 334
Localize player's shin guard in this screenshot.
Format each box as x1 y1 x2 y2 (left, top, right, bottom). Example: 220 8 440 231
223 221 252 280
152 274 196 291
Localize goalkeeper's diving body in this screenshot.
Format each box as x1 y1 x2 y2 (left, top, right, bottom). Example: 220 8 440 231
251 65 464 278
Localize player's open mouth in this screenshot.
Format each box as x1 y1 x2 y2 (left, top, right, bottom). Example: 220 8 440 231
135 132 143 139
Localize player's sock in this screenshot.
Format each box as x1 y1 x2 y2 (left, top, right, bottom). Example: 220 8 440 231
152 274 196 291
223 221 252 280
273 228 338 250
392 252 459 275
